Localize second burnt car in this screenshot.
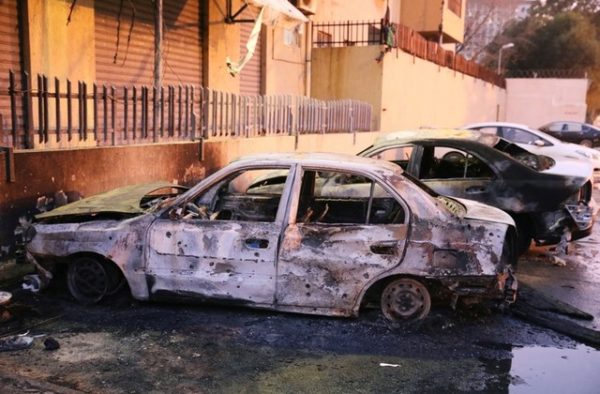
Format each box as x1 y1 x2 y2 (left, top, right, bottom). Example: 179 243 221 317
359 130 594 254
24 153 517 321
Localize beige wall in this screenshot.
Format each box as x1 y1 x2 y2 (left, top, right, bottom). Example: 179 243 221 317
26 0 96 82
206 0 242 92
311 46 506 131
263 23 308 95
380 50 505 130
401 0 464 43
311 46 383 131
506 78 588 128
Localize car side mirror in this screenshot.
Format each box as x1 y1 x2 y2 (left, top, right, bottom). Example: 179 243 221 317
533 140 545 147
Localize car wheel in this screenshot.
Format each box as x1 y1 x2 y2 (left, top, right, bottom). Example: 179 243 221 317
380 278 431 321
580 139 592 148
67 256 111 304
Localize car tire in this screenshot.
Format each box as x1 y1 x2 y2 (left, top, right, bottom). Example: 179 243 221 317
580 139 593 148
67 256 112 305
380 278 431 321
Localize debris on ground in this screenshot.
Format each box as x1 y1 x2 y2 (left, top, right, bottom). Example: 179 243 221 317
21 274 42 293
43 337 60 351
0 335 34 352
513 284 600 347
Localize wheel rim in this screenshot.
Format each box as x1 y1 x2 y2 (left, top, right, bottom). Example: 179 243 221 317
67 257 109 304
381 278 431 321
581 140 592 148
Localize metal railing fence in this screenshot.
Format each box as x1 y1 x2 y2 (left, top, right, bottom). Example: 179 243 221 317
1 71 373 150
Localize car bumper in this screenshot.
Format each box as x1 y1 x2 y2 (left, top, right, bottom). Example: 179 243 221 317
438 270 518 303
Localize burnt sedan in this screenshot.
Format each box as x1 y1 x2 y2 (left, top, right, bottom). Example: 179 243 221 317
359 132 594 254
25 153 517 321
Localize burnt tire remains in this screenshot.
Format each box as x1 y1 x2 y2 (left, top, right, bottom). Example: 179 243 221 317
67 256 112 304
381 278 432 321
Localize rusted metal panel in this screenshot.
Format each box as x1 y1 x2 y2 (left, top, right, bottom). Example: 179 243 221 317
277 223 408 309
147 220 279 304
94 0 203 87
0 0 23 147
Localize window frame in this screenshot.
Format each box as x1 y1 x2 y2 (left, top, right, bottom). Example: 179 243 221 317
291 166 409 226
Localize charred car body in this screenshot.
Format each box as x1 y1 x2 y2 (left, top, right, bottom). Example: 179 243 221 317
25 153 517 321
359 131 594 254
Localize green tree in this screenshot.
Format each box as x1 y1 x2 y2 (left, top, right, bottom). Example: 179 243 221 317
483 2 600 120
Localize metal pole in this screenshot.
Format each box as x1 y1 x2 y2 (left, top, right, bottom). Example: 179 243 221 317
154 0 163 89
497 48 503 75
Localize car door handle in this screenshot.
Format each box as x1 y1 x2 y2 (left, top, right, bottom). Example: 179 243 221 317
245 238 269 249
370 241 397 255
466 186 486 194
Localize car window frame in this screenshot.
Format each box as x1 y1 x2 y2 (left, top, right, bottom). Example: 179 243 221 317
417 144 498 181
161 164 297 225
289 165 410 226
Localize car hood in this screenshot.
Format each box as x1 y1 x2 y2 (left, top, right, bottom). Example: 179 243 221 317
35 182 180 220
454 198 516 227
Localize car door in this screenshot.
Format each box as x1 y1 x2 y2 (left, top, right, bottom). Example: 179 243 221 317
414 145 496 203
144 165 294 305
276 168 408 311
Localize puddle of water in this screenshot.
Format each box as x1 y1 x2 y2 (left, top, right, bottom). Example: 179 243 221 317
510 345 600 393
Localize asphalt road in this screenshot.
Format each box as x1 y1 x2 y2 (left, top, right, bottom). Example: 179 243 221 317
1 195 600 393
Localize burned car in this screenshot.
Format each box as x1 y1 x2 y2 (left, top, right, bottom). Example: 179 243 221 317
25 153 517 321
359 131 595 254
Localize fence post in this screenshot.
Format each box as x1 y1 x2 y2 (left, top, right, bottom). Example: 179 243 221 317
153 86 158 143
54 77 61 143
66 79 72 142
123 87 128 141
23 72 33 148
132 86 137 140
103 85 108 142
93 84 98 141
8 71 17 147
110 85 114 145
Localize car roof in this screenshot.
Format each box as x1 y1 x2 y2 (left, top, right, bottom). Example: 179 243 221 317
231 152 404 175
373 129 500 147
465 122 564 144
465 121 538 129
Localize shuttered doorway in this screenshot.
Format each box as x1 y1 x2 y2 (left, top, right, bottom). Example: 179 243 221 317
239 7 263 96
0 0 22 146
94 0 203 87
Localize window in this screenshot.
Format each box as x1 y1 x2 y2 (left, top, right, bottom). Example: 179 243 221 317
183 168 290 222
500 127 547 145
296 170 404 225
283 28 300 47
316 30 332 47
421 147 494 179
448 0 462 17
370 146 414 170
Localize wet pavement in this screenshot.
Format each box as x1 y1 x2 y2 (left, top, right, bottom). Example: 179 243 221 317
1 196 600 392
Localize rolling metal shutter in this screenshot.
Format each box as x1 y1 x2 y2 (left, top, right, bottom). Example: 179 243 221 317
0 0 22 146
239 7 263 96
94 0 203 87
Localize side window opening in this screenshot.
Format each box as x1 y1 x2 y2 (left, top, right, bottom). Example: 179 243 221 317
422 147 494 179
296 170 405 225
371 146 414 170
176 168 290 222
